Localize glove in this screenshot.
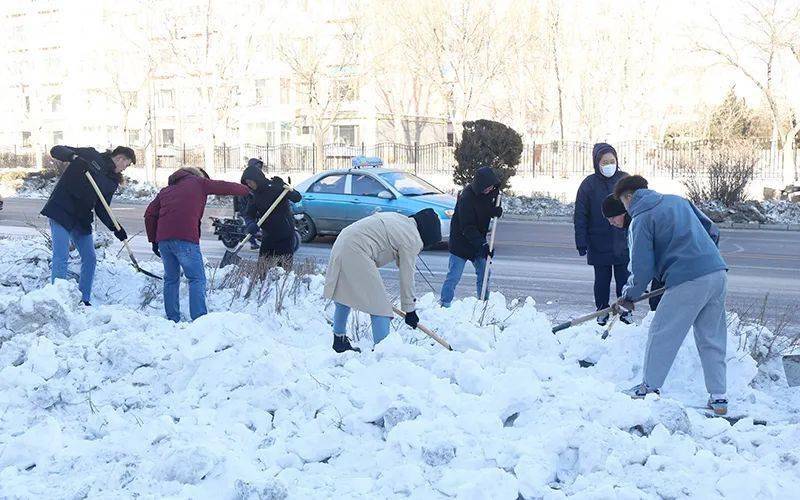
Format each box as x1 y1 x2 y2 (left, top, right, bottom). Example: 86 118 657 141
612 297 635 314
113 227 127 241
577 247 587 256
152 242 161 257
271 176 286 187
246 222 259 236
491 205 503 218
478 243 494 259
404 310 419 329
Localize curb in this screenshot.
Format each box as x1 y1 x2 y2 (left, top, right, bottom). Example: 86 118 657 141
503 214 800 231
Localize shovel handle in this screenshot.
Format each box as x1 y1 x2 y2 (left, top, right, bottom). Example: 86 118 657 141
84 171 122 231
230 185 293 256
552 287 665 334
393 307 453 351
480 193 501 301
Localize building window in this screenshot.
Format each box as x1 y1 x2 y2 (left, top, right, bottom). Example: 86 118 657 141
22 131 32 147
255 79 267 105
24 96 30 113
50 94 62 112
281 122 292 143
158 89 175 108
161 128 174 146
333 125 357 146
301 125 313 135
128 129 140 145
52 131 63 144
280 78 291 105
266 122 275 145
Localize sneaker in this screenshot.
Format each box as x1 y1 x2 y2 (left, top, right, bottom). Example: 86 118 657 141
619 311 633 325
332 335 361 353
707 398 728 416
624 383 660 399
80 300 92 307
249 240 260 250
440 301 451 308
597 314 609 326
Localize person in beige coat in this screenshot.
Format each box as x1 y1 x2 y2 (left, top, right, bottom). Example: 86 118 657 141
324 208 442 352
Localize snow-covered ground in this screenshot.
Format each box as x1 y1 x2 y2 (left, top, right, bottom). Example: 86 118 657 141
1 234 798 498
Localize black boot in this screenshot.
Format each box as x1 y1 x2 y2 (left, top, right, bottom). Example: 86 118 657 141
333 335 361 353
80 300 92 307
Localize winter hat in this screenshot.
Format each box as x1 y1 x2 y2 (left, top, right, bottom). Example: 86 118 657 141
602 194 626 218
410 208 442 248
247 157 264 170
592 143 618 172
471 166 500 194
241 162 268 187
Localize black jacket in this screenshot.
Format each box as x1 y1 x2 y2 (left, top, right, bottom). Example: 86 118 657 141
448 167 500 260
41 146 119 234
241 165 302 250
573 144 629 266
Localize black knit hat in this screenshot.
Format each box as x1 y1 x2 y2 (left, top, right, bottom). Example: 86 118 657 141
410 208 441 248
602 194 626 218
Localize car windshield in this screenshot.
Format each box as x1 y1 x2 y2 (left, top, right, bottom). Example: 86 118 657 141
378 172 442 196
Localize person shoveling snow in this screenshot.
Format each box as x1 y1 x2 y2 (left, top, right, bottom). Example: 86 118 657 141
324 208 441 353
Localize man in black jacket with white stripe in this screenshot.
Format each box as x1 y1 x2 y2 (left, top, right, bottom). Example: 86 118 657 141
41 145 136 305
439 166 501 307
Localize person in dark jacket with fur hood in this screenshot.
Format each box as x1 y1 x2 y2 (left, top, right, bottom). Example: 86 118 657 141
41 145 136 306
240 159 302 268
145 167 250 322
574 143 631 325
439 166 502 307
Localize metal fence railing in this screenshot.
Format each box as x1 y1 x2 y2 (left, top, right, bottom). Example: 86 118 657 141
0 139 792 182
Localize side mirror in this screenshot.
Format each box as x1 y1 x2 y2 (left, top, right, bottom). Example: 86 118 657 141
377 190 394 200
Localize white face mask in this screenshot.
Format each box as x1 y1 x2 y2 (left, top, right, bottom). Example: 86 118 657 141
600 164 617 178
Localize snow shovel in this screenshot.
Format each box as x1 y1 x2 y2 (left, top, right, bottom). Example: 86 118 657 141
480 193 502 301
551 287 665 334
218 185 292 268
84 171 163 280
393 307 453 351
782 355 800 387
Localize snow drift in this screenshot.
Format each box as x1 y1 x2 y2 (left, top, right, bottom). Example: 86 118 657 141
0 235 798 499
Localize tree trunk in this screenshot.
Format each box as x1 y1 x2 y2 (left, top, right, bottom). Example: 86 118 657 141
783 124 800 186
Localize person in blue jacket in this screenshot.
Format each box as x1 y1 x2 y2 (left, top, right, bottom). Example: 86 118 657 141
41 145 136 305
613 175 728 415
574 143 630 325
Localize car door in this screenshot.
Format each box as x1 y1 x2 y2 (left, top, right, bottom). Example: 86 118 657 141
349 173 398 220
303 173 351 233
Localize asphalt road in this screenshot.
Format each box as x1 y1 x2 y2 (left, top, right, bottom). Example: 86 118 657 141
2 197 799 333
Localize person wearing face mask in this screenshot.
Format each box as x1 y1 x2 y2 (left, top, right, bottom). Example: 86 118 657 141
574 143 630 325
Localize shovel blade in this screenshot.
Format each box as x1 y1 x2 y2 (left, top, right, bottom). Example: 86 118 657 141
219 249 243 268
782 355 800 387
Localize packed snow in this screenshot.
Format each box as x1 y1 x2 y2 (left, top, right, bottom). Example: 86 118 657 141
0 234 799 499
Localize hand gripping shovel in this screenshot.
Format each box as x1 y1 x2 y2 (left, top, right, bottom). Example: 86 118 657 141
84 171 163 280
393 307 453 351
218 185 292 268
551 287 665 334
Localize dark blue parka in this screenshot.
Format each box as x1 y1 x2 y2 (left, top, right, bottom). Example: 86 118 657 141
573 143 629 266
41 146 119 234
448 167 500 260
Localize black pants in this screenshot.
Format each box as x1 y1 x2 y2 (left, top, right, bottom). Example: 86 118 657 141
593 264 629 310
649 278 664 311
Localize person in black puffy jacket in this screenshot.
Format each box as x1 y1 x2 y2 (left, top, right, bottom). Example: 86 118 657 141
241 160 302 268
439 166 501 307
574 143 630 325
41 145 136 305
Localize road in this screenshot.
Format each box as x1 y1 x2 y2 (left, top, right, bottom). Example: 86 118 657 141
2 197 799 332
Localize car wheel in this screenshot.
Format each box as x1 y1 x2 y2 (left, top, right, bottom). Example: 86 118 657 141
296 214 317 243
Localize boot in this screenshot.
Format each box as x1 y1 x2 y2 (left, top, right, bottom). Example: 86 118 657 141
333 335 361 353
707 397 728 415
624 383 660 399
80 300 92 307
619 311 633 324
597 314 609 326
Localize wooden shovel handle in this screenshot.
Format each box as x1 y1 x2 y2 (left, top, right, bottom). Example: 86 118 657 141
393 307 453 351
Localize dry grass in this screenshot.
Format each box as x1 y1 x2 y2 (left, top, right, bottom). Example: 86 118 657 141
731 293 799 365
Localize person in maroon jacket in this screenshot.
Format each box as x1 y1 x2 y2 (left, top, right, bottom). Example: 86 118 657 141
144 167 250 322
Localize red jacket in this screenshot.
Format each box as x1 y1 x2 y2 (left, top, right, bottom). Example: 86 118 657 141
145 169 250 244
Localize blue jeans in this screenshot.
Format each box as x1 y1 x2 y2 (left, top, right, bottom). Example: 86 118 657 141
49 218 96 303
333 302 392 344
440 254 488 307
159 239 207 322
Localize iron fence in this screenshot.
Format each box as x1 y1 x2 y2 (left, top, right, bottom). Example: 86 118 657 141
0 140 792 182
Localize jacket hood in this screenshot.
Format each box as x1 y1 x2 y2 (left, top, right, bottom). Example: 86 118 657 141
470 167 500 195
241 163 268 188
628 189 663 217
167 167 207 186
410 208 442 248
592 143 618 175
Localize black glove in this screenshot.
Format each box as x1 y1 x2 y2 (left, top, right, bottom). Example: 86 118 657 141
491 205 503 218
577 247 587 256
246 222 259 236
152 242 161 257
478 243 494 259
404 310 419 329
113 228 127 241
271 176 286 186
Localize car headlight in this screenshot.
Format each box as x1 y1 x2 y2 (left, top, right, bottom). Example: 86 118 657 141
444 209 454 218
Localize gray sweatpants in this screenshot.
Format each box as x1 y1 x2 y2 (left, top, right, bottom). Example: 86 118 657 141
643 270 728 394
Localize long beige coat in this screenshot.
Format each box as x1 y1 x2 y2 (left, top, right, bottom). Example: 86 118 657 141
324 212 422 317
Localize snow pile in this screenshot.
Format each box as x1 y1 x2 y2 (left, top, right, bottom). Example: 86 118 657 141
503 194 574 218
699 199 800 225
1 237 799 498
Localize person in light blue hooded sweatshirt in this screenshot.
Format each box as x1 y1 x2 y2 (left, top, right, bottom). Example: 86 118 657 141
612 175 729 415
